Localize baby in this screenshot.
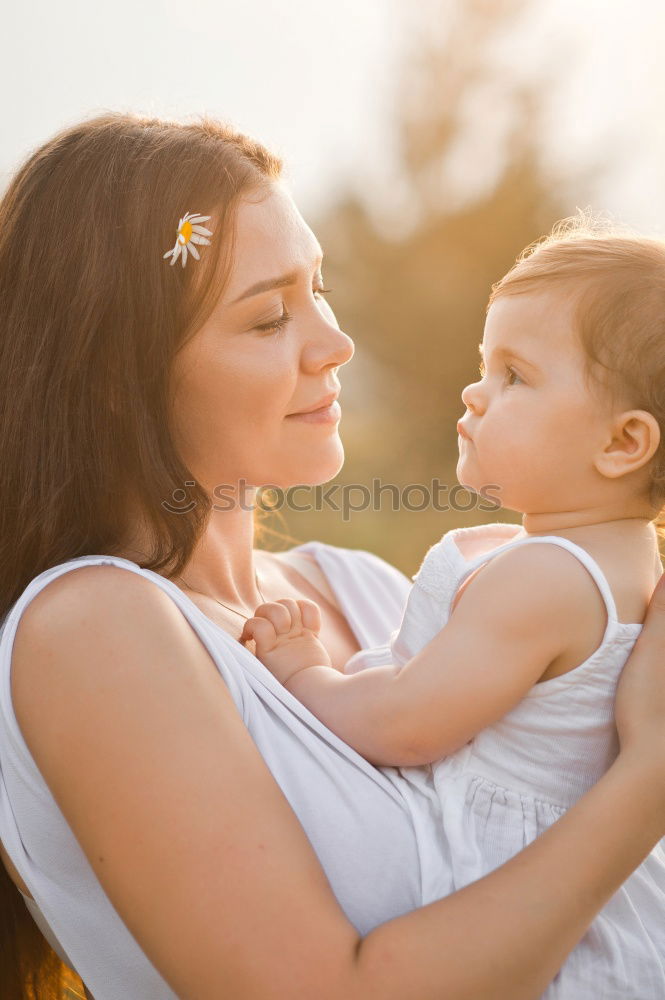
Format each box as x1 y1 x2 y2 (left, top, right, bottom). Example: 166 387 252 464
241 216 665 998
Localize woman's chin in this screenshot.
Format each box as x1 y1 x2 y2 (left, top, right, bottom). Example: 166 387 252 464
301 455 345 487
310 439 345 482
268 446 345 490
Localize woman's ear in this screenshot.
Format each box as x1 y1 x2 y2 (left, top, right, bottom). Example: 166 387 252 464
594 410 661 480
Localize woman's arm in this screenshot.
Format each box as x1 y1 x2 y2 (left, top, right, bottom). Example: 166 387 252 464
248 544 600 765
11 565 665 1000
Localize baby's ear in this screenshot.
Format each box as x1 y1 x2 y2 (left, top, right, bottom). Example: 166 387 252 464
594 409 661 480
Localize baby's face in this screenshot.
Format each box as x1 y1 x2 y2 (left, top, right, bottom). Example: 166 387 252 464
456 289 614 515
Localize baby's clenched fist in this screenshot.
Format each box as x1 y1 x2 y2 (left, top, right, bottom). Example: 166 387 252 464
240 598 332 686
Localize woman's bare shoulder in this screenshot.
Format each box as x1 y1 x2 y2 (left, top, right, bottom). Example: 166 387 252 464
11 563 220 756
17 559 155 609
13 562 184 662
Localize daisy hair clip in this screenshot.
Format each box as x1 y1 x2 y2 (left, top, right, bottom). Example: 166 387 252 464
163 212 213 268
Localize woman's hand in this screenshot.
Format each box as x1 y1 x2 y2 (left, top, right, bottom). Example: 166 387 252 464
240 598 333 686
614 572 665 788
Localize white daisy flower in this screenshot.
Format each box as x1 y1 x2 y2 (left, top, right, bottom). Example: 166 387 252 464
163 212 213 268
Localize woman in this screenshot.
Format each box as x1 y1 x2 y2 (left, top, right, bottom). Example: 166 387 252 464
0 111 664 1000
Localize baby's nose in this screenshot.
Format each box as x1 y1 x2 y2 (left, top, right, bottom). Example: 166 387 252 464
461 379 484 412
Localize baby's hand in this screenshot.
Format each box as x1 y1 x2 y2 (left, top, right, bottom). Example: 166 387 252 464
240 598 333 686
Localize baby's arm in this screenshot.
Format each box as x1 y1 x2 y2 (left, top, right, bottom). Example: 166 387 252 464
242 545 603 767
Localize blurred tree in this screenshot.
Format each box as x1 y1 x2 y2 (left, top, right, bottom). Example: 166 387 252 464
271 0 585 574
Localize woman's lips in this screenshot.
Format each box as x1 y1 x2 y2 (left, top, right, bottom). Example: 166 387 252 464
286 400 342 424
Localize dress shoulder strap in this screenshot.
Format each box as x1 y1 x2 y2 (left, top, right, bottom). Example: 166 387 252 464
0 554 248 729
465 535 620 626
2 555 183 634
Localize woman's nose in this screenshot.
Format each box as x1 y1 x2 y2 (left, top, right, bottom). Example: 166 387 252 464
461 378 485 414
303 309 354 372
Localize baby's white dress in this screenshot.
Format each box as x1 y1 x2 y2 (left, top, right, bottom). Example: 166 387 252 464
345 521 665 999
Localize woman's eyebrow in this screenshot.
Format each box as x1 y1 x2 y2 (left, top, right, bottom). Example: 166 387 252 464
230 273 299 305
230 252 325 305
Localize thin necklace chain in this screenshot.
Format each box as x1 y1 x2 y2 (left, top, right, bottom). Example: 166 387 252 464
176 569 267 621
122 547 268 622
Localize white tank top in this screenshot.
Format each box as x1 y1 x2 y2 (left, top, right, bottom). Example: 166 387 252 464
0 543 436 1000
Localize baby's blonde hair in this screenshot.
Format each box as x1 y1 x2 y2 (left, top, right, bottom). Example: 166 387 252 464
488 211 665 539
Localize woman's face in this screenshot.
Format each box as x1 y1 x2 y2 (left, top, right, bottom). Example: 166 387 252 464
170 183 354 498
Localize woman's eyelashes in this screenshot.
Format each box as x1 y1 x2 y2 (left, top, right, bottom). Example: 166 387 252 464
255 306 291 335
254 285 333 335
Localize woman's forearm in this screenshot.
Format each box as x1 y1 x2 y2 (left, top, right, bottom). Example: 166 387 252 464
350 755 665 1000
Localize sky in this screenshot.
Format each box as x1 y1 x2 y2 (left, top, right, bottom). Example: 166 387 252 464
2 0 398 216
3 0 665 229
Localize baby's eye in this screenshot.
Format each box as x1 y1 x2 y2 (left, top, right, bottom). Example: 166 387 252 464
505 366 523 386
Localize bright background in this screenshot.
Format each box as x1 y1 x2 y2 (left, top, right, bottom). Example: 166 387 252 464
4 0 665 573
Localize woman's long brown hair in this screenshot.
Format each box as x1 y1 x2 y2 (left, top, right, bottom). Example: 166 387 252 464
0 111 281 999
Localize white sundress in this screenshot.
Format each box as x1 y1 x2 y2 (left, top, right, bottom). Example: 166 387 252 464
0 543 433 1000
345 521 665 999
